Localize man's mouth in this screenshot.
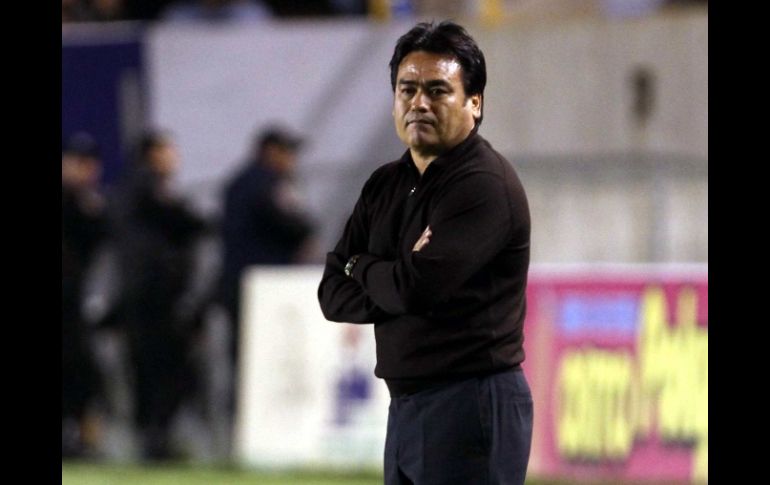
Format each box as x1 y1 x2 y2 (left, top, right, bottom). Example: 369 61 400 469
406 119 433 126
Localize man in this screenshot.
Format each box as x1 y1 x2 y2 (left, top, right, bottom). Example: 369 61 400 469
219 126 315 366
62 132 107 457
110 130 209 460
318 21 532 484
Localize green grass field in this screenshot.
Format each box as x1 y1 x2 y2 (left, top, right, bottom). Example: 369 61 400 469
62 462 380 485
62 462 694 485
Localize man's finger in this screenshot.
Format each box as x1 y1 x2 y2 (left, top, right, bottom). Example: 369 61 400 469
413 226 432 252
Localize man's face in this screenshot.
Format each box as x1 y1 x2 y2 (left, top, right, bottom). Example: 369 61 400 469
393 50 481 158
149 140 180 177
62 155 101 189
263 143 298 176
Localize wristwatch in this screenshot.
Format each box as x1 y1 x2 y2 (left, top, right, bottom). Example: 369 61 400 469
344 254 361 278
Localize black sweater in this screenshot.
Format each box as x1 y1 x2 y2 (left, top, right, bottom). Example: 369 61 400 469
318 132 530 395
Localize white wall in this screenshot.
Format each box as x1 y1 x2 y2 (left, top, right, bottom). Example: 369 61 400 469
479 11 707 160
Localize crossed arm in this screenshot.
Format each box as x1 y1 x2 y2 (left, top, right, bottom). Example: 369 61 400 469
318 173 512 323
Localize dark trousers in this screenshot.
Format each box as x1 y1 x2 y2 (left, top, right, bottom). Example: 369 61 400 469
384 368 533 485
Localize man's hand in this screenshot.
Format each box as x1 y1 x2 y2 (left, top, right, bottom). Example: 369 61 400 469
413 225 432 252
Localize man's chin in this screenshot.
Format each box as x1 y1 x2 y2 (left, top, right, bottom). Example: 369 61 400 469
407 135 439 151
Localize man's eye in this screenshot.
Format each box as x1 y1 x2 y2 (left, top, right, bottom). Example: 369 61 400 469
430 88 446 96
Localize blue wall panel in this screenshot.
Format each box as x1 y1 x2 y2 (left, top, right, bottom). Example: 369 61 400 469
62 33 145 185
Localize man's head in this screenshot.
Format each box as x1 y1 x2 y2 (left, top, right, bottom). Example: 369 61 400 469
389 21 486 159
255 126 303 176
137 130 180 178
62 132 102 189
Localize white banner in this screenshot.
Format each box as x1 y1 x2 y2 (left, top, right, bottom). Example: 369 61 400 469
233 265 389 470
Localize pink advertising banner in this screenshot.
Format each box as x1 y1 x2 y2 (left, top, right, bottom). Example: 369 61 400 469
522 265 708 483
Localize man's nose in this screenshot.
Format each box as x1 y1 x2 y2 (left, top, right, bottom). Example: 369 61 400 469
410 90 429 112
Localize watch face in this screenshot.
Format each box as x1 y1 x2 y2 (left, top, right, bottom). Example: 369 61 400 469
345 256 358 277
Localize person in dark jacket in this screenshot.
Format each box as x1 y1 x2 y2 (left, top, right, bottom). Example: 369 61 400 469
318 21 533 485
218 126 315 366
62 132 108 458
109 129 208 461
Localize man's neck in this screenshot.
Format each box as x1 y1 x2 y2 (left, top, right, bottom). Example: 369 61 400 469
409 127 477 175
411 151 438 176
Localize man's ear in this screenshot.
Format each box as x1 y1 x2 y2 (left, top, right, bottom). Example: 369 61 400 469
469 94 482 120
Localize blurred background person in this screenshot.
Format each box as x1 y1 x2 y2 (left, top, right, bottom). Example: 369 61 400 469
90 0 126 21
108 129 210 461
62 132 108 458
328 0 368 15
62 0 126 23
62 0 93 22
160 0 273 22
217 126 316 370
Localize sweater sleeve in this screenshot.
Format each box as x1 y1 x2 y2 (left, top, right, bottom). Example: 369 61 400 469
317 182 392 323
350 172 519 315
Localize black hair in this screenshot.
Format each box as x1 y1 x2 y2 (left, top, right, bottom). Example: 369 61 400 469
63 131 100 158
389 20 487 124
256 126 302 152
